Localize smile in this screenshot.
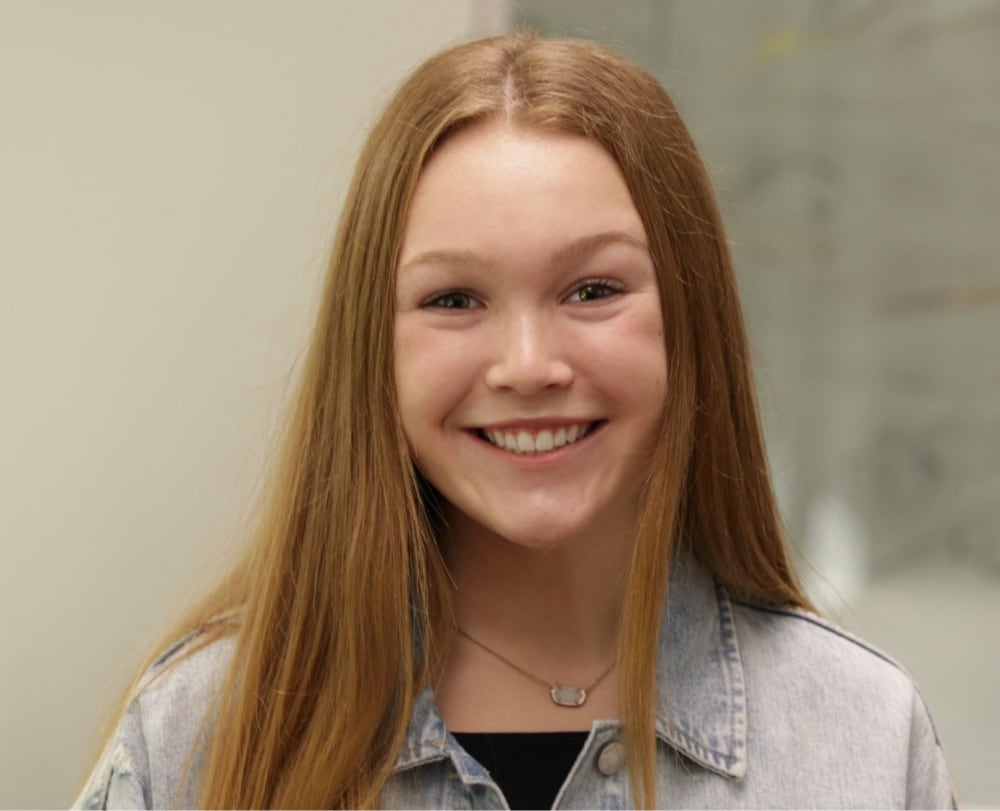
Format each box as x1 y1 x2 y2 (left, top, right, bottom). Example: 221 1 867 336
474 422 601 454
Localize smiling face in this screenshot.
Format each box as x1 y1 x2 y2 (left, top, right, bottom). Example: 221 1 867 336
394 122 667 551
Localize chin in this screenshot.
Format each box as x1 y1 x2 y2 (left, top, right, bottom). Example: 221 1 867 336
486 521 594 552
505 535 572 553
442 499 621 555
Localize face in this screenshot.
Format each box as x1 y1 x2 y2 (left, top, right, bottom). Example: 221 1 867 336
394 122 667 551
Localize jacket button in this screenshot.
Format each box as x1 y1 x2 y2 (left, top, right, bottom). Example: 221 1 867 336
597 741 625 776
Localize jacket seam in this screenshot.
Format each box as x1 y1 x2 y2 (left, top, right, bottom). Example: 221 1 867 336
728 599 904 671
730 599 953 773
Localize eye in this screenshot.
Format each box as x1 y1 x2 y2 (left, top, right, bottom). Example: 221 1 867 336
566 279 622 303
422 290 482 310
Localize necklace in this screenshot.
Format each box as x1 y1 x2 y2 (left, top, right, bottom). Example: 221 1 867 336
456 627 616 707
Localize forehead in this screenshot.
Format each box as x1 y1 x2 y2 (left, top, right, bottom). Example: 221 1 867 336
398 122 648 269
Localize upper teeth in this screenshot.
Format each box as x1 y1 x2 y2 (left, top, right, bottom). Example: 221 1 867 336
484 423 591 454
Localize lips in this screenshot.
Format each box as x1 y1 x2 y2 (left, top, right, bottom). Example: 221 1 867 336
474 421 601 454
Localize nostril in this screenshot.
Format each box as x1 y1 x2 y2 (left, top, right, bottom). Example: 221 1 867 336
484 356 574 394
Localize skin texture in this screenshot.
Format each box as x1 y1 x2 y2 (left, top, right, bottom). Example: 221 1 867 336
394 122 668 729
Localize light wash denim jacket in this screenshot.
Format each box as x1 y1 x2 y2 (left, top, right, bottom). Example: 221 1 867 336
74 557 956 809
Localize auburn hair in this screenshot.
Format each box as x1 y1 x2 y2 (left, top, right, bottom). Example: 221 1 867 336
91 33 810 808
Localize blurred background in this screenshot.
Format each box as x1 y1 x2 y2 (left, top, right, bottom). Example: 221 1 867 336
1 1 996 806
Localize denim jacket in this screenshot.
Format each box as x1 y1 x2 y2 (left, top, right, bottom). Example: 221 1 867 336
74 557 956 809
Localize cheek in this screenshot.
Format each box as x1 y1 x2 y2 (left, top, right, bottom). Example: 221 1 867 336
587 305 668 398
393 324 425 442
613 317 668 445
393 322 479 438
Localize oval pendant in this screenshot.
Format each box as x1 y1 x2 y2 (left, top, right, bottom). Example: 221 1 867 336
551 685 587 707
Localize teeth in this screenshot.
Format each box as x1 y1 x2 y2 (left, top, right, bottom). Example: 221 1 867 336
535 430 554 452
482 423 593 454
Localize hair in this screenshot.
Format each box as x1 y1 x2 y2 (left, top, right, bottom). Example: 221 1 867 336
91 33 811 809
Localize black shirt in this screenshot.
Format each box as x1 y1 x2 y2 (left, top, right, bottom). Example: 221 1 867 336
452 731 589 810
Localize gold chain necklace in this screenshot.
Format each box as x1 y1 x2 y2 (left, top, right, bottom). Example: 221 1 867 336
456 627 616 707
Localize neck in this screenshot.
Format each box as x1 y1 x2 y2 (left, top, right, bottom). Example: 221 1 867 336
443 509 634 668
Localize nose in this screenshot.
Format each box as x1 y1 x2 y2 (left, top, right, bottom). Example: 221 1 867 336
484 311 573 395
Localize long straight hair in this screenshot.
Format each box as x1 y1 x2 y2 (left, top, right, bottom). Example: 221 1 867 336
98 33 810 808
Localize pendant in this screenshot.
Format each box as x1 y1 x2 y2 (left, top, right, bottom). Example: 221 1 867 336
550 685 587 707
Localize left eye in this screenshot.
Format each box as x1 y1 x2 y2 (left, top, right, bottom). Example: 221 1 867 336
424 291 481 309
567 281 620 303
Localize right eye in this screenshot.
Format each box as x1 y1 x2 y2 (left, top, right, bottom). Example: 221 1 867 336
423 290 482 310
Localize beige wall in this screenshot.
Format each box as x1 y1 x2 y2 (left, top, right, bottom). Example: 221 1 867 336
0 2 485 806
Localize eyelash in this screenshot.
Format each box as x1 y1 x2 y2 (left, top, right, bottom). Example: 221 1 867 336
566 278 623 303
420 278 624 310
422 289 482 309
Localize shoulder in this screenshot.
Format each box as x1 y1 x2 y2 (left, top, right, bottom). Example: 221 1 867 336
134 620 238 737
725 593 955 808
73 622 237 810
727 592 921 732
728 595 915 701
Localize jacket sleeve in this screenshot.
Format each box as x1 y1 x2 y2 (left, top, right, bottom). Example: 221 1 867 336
906 686 957 810
72 700 151 810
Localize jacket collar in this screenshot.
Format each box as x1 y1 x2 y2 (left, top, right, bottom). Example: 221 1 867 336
654 553 747 779
394 554 748 781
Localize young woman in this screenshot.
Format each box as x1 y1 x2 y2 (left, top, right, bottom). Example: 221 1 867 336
74 34 955 809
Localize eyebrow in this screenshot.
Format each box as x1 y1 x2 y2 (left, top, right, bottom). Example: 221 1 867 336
397 230 649 274
550 230 649 267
